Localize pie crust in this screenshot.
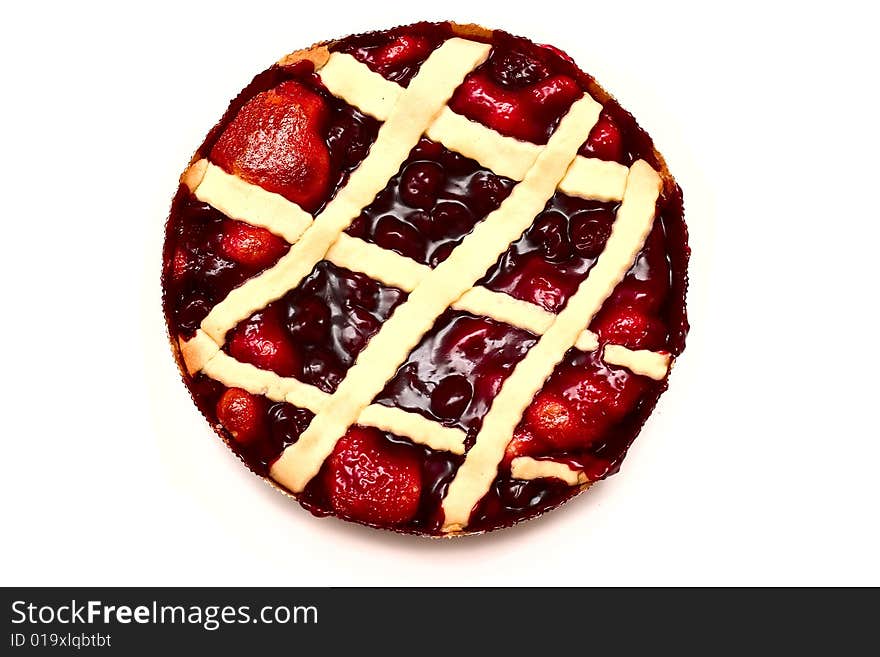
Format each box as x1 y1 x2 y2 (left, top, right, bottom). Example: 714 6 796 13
163 21 689 536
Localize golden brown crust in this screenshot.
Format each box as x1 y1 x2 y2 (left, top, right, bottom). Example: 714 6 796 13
276 44 331 69
449 22 495 41
180 159 207 192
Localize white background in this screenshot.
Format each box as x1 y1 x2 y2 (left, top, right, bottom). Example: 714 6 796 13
2 0 878 586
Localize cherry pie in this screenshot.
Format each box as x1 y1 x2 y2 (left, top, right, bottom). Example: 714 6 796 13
162 21 689 536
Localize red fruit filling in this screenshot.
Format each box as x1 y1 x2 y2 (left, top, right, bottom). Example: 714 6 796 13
339 31 441 86
345 138 515 266
579 110 624 163
224 261 407 392
479 194 618 312
164 198 290 337
216 388 267 445
322 427 423 525
376 311 537 433
220 221 287 269
448 45 582 144
227 305 302 377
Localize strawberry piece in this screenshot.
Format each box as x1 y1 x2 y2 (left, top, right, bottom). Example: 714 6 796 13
501 256 569 312
449 71 581 143
557 363 648 435
527 75 582 119
216 388 266 445
323 427 422 525
372 34 432 71
228 309 301 377
220 220 287 269
525 392 587 449
210 81 330 212
580 111 623 162
592 305 666 350
503 428 547 467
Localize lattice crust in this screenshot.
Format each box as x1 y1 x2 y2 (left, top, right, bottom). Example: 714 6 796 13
193 162 313 243
198 38 492 344
200 349 467 454
173 35 677 533
269 95 604 494
510 457 589 486
319 52 627 195
441 161 662 532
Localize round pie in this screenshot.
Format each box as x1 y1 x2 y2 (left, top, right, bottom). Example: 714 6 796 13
162 21 689 536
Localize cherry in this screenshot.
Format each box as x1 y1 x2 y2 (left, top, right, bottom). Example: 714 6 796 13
529 210 571 262
428 241 457 267
175 296 211 335
216 388 267 445
326 112 372 169
267 402 313 450
343 271 380 310
285 295 329 343
347 214 368 239
409 138 444 161
400 161 445 209
374 214 424 260
490 49 550 89
430 375 473 420
301 348 345 393
570 209 614 258
431 201 474 238
405 210 433 236
468 171 510 216
338 306 379 356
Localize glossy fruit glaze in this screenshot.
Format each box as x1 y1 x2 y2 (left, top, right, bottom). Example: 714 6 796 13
163 21 689 536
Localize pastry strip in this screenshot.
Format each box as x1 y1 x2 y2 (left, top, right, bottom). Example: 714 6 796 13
270 95 603 494
197 350 467 453
319 51 625 195
198 38 492 343
510 457 588 486
441 160 661 531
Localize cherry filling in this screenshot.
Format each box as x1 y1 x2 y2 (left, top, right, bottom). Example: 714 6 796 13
589 222 672 351
182 375 315 473
448 46 582 144
345 138 515 266
376 311 538 435
334 24 447 86
479 193 620 313
470 348 658 532
223 261 407 392
164 197 290 337
165 22 690 535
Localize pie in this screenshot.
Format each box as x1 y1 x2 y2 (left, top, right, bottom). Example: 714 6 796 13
162 21 689 536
